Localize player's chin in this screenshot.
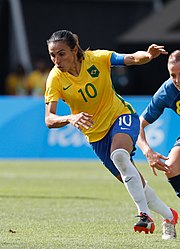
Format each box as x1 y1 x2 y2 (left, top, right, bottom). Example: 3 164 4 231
57 66 66 72
173 83 180 91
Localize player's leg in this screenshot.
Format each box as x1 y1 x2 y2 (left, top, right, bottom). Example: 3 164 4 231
110 133 149 215
90 117 154 234
131 160 177 222
117 161 178 239
144 182 178 239
115 154 178 239
90 115 177 237
110 133 154 234
165 138 180 198
110 114 155 234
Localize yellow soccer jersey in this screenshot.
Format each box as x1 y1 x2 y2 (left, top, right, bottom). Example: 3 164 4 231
45 50 136 142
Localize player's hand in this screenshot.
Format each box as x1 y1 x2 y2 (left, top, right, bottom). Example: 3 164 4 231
145 149 169 176
147 44 168 59
69 112 94 130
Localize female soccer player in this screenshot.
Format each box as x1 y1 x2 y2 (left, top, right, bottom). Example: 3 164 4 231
137 50 180 239
44 30 178 239
138 51 180 196
138 50 180 197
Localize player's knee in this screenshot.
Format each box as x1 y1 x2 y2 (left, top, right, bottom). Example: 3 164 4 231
110 149 130 171
166 163 180 178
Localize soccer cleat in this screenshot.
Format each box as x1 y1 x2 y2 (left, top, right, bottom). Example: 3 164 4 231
134 212 155 234
162 208 178 240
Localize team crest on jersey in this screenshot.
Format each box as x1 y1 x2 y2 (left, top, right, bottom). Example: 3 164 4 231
87 65 99 78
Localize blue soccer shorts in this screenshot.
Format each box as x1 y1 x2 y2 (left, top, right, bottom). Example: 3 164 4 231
90 113 140 177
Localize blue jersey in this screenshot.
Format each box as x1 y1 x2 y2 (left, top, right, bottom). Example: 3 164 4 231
142 78 180 123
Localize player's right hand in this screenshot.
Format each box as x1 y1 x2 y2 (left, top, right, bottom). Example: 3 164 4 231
146 149 169 176
69 112 94 130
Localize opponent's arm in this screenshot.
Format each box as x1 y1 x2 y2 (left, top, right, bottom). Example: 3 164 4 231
137 116 169 175
45 101 94 130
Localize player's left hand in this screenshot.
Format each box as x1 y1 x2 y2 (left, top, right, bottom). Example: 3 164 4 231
147 44 168 59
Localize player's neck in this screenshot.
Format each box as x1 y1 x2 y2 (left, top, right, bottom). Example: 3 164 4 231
68 60 82 77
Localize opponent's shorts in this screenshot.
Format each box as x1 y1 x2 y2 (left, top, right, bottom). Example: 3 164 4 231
174 136 180 147
90 113 140 177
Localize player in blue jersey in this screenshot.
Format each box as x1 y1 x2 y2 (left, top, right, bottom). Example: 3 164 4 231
138 50 180 239
45 30 178 239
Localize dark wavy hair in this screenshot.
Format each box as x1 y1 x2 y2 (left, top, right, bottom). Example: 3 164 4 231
47 30 85 61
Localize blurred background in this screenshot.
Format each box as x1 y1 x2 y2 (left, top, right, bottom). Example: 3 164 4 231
0 0 179 159
1 0 180 95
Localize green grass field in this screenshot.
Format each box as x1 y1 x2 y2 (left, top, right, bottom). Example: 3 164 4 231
0 160 179 249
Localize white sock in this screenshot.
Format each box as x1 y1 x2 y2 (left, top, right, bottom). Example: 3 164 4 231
111 149 151 217
144 183 173 220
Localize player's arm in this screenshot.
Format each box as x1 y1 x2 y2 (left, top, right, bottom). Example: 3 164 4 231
137 116 169 175
45 101 70 128
137 116 151 155
110 44 167 67
124 44 168 66
45 101 94 130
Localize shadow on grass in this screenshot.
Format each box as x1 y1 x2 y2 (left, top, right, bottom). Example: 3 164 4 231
0 195 108 201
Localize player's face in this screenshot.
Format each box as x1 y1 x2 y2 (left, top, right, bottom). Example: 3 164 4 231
48 41 78 72
168 61 180 91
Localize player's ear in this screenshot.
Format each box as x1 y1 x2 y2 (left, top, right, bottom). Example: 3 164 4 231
72 45 78 55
